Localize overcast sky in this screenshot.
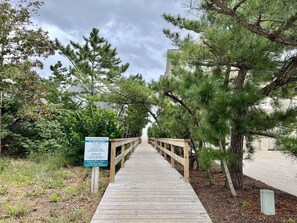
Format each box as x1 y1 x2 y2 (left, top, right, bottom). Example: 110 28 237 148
33 0 187 81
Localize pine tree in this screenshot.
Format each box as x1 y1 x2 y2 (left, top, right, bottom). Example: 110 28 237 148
161 1 297 189
52 28 129 103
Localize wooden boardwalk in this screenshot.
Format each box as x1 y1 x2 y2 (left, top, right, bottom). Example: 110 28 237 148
91 141 212 223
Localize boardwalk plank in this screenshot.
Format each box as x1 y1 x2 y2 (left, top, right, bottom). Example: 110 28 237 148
91 141 212 223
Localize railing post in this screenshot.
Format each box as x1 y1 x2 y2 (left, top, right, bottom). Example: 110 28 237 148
121 144 125 168
110 142 116 183
159 142 162 156
170 144 175 168
184 140 189 183
129 142 132 157
133 140 136 152
164 143 167 160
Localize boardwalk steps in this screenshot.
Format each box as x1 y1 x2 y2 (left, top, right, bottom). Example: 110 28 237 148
91 141 212 223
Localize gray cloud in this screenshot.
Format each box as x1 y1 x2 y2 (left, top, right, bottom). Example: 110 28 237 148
34 0 185 80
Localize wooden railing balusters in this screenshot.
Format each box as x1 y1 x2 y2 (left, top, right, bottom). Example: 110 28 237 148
110 137 141 183
148 138 190 182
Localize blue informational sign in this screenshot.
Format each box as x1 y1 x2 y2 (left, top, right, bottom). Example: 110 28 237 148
84 137 109 167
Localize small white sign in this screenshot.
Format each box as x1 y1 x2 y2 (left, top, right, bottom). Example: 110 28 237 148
84 137 109 167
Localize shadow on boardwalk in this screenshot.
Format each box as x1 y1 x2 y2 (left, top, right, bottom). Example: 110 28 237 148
91 140 212 223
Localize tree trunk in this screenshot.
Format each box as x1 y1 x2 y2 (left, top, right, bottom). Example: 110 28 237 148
0 91 2 156
230 128 244 189
0 43 4 68
229 67 248 189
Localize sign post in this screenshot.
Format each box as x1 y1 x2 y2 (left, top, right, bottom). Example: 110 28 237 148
84 137 109 193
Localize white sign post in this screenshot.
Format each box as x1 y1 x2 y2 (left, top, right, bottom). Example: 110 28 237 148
84 137 109 193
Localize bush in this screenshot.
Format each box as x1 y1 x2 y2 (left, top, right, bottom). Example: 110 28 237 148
62 105 125 165
3 117 69 158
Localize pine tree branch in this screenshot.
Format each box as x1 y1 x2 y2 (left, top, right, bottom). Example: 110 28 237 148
233 0 247 11
202 40 222 56
288 76 297 83
163 91 201 128
192 60 238 68
202 1 297 46
248 130 277 138
261 57 297 96
273 12 297 38
164 91 195 116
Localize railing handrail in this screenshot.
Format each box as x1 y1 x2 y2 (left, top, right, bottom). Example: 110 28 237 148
110 137 139 147
148 137 189 182
110 137 141 182
149 137 189 148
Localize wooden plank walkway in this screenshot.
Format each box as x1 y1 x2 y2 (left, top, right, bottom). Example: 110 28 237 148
91 141 212 223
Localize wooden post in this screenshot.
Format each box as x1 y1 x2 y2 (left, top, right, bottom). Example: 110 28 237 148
164 143 167 160
154 138 156 148
131 141 135 154
91 167 99 193
110 142 116 183
159 142 162 156
121 144 125 168
184 140 189 183
170 144 175 168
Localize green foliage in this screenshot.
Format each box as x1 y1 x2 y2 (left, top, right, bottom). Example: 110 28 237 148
0 157 10 173
276 137 297 158
198 148 226 171
148 123 167 138
106 74 151 137
50 194 59 203
45 179 64 189
0 158 106 223
241 200 248 209
3 202 28 218
62 105 124 165
0 0 55 67
5 117 69 158
124 104 149 137
1 63 60 157
67 209 88 222
158 0 297 189
286 217 295 223
53 28 129 102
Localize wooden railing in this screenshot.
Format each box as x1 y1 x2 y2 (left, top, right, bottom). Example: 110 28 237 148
148 138 190 182
110 137 141 182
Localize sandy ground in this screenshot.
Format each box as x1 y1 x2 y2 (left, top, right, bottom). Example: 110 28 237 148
243 150 297 196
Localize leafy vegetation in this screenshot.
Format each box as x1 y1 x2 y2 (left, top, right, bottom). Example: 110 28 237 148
0 0 148 165
0 0 296 212
148 0 297 194
0 158 108 222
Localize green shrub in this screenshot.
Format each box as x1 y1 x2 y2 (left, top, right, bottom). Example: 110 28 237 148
4 117 69 158
61 105 124 165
